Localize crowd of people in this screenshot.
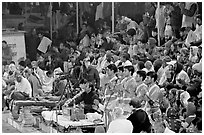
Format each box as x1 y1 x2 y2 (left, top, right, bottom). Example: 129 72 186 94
2 2 202 133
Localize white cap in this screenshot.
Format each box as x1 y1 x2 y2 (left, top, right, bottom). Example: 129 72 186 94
166 60 177 65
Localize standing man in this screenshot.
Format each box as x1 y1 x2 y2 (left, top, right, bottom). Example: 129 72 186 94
180 2 198 28
169 2 183 39
25 28 40 61
2 40 12 65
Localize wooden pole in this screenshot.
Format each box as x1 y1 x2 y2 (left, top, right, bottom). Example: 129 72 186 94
112 2 114 34
157 2 160 46
50 2 53 40
76 2 79 35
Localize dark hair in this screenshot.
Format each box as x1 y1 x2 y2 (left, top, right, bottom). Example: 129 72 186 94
146 71 157 82
192 117 202 131
179 27 186 32
137 70 146 81
137 61 145 70
132 55 140 61
118 66 124 72
152 28 157 33
2 40 7 44
10 61 15 65
127 28 136 37
124 65 135 76
107 64 118 73
122 53 130 60
18 61 26 68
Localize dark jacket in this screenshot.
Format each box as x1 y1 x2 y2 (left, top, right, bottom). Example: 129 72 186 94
127 109 152 133
170 4 182 28
75 90 99 114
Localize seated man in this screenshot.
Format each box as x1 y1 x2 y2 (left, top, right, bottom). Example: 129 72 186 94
71 80 100 114
24 68 43 97
11 71 32 100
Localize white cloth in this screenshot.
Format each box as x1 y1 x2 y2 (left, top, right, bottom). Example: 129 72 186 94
95 3 104 21
96 55 106 72
54 67 63 79
2 79 7 89
164 127 175 133
34 67 45 84
107 118 133 133
180 91 191 107
42 71 54 93
79 34 90 48
176 70 190 87
185 30 197 47
155 6 166 37
189 46 199 63
15 77 32 97
37 36 52 53
142 67 154 73
122 60 132 67
194 24 202 41
115 60 121 67
192 58 202 73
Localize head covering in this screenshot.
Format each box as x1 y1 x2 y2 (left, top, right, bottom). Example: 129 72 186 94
166 60 177 66
192 62 202 73
180 91 191 107
162 56 171 63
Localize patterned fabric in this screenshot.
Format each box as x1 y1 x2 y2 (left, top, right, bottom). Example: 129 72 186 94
166 107 181 133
